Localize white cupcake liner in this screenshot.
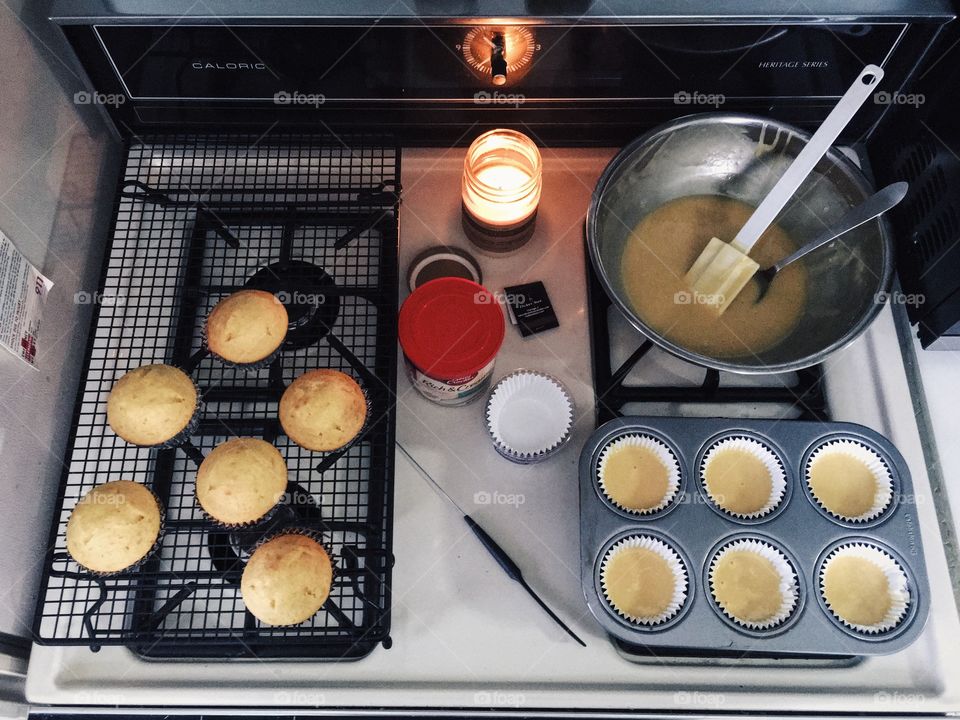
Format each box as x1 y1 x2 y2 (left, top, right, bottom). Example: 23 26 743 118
819 543 910 634
700 436 786 519
600 535 688 626
485 370 573 464
115 370 202 450
597 434 681 515
708 538 799 630
805 439 894 523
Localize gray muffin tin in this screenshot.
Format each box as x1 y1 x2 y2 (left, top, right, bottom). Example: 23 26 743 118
579 417 930 656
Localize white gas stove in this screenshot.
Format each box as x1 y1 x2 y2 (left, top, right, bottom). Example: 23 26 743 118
24 146 960 715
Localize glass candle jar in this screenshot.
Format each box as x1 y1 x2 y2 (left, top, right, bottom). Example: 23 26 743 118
461 129 543 253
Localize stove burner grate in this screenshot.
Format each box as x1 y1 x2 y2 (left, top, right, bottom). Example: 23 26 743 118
585 244 829 426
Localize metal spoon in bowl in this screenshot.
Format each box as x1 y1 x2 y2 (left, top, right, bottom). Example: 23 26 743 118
753 181 908 303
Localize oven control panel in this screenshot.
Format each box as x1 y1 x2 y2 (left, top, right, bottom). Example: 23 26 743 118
85 23 907 101
54 16 949 141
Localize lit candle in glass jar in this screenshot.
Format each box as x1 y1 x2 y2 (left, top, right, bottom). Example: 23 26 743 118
462 129 542 253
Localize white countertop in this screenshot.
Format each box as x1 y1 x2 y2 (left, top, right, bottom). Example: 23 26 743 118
25 147 960 714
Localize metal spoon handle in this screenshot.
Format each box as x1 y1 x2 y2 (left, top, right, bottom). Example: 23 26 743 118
770 181 908 274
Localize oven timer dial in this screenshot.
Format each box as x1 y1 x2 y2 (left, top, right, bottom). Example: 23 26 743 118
459 26 538 86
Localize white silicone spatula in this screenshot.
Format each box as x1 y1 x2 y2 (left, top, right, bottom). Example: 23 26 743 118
684 64 884 314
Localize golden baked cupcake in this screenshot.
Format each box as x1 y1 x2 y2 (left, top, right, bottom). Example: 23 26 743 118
820 543 909 633
806 440 893 522
66 480 163 574
196 438 288 526
600 535 687 625
597 435 680 514
241 533 333 626
709 539 798 629
701 437 786 518
107 364 198 447
206 289 289 366
279 369 367 452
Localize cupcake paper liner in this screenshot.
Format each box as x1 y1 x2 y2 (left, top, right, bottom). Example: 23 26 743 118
70 483 167 577
700 436 787 520
196 489 286 531
485 370 574 464
600 535 688 626
805 439 894 523
243 527 337 627
201 308 287 374
597 434 681 515
320 379 374 454
115 370 202 450
281 371 373 454
247 526 335 566
193 438 289 529
708 538 799 631
819 543 910 634
208 344 284 373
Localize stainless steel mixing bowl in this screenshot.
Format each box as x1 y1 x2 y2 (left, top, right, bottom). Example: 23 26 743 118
586 113 894 374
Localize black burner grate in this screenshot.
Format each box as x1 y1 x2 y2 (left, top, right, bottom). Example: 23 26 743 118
586 250 828 425
33 134 400 659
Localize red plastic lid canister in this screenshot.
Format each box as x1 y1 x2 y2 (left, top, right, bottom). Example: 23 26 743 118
398 277 505 380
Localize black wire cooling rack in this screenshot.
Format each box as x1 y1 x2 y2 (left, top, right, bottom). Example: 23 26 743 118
32 134 400 659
